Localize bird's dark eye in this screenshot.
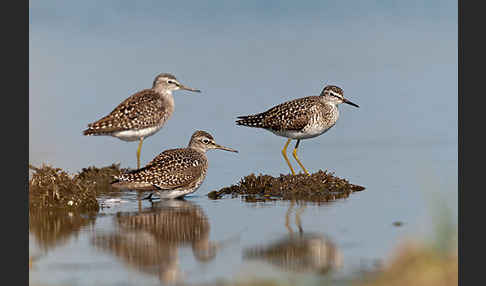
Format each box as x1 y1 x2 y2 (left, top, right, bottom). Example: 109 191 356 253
202 139 210 144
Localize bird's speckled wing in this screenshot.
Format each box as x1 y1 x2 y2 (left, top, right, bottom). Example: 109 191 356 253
115 148 207 190
84 89 167 135
237 96 323 131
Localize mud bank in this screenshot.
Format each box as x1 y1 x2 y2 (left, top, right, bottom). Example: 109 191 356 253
208 170 365 203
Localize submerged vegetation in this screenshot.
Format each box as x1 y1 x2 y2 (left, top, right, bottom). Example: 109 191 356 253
29 163 128 212
208 170 365 203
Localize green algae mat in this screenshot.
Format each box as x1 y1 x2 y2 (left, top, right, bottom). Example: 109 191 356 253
207 170 365 203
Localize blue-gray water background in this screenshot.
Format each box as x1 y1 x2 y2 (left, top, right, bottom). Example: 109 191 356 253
29 1 457 285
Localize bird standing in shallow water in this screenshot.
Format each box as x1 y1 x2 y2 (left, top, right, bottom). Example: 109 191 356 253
236 85 359 175
111 130 238 199
83 73 200 169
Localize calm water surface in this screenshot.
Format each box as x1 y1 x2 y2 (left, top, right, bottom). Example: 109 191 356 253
29 1 457 284
29 137 456 285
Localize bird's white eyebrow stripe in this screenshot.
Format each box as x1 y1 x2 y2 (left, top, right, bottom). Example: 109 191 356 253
330 91 342 97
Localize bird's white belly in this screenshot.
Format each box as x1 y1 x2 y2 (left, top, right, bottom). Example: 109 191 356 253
112 126 162 142
270 124 332 140
157 189 196 199
156 173 206 199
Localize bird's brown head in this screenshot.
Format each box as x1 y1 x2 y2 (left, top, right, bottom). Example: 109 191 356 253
152 73 201 93
320 85 359 108
188 130 238 153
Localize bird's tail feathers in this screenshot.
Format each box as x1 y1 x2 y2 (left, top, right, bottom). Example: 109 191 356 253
235 114 266 128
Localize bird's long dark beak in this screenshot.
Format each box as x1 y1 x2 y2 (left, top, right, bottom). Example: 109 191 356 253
179 84 201 93
213 143 238 153
343 98 359 108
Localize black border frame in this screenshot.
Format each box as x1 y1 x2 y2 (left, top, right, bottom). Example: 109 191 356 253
459 0 485 285
9 0 28 284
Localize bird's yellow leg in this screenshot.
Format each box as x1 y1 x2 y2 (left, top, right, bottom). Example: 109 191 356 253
292 140 309 175
281 139 296 175
136 137 144 169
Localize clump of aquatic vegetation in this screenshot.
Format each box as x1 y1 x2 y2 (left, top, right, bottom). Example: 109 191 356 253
29 163 128 212
208 170 365 203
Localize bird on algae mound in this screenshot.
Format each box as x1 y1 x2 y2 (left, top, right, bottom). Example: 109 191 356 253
29 163 127 212
207 170 365 203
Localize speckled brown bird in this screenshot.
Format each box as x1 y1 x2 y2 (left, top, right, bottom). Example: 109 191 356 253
83 73 200 169
111 130 238 199
236 85 359 175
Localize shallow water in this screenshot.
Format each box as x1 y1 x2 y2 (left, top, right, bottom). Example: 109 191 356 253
29 136 456 286
29 1 457 284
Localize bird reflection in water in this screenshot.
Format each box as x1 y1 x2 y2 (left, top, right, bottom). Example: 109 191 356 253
244 200 342 275
92 200 226 284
